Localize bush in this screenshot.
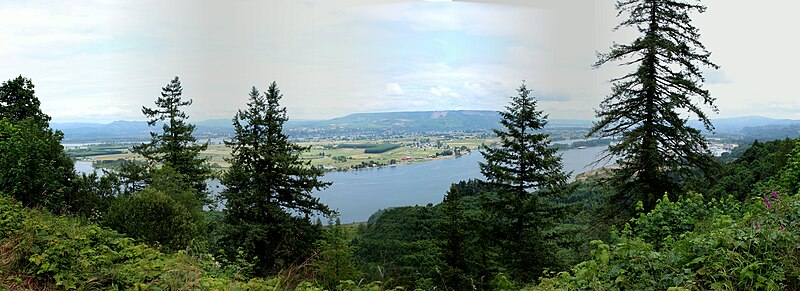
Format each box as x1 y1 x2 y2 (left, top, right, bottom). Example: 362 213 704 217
535 191 800 290
104 187 198 251
0 194 349 290
632 192 741 249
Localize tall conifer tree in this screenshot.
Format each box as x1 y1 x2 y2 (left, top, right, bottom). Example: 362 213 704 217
133 76 211 199
440 184 469 289
589 0 718 211
221 82 331 274
479 82 569 281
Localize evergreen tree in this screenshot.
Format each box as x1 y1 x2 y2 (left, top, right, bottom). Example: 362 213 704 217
588 0 719 212
132 76 211 199
440 184 469 290
479 82 570 282
222 83 332 274
0 76 50 123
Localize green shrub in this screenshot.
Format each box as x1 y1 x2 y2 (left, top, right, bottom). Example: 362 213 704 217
103 166 207 252
632 192 741 249
104 187 198 251
313 222 361 290
535 191 800 290
0 194 337 289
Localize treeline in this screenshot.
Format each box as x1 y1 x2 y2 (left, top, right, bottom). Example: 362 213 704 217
338 143 401 154
550 138 613 150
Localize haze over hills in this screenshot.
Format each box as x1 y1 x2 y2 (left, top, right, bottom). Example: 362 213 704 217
52 110 800 143
690 116 800 133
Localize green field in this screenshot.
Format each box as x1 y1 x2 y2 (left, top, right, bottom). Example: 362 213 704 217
65 144 131 158
77 135 499 172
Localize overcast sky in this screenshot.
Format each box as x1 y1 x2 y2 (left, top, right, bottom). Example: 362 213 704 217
2 0 799 123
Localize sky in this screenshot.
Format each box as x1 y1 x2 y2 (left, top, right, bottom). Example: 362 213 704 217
1 0 799 123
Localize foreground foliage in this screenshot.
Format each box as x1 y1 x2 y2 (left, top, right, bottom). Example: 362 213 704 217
533 140 800 290
0 195 394 290
536 191 800 290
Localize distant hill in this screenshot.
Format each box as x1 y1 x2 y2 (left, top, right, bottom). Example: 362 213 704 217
54 121 151 142
53 110 595 142
53 111 800 143
285 110 591 131
691 116 800 133
287 110 496 132
685 116 800 141
53 119 236 143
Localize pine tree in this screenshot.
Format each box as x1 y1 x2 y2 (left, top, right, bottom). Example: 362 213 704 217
440 184 469 290
132 76 211 199
222 83 332 274
479 82 569 282
589 0 719 212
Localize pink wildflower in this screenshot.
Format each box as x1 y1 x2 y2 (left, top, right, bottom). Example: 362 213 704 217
781 224 786 232
772 190 781 200
764 196 772 209
755 222 760 230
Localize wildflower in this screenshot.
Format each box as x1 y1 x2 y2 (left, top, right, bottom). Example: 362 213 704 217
754 222 760 230
772 190 781 200
781 224 786 232
764 196 772 209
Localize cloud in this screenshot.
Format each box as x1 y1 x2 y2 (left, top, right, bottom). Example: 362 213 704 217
535 93 571 102
703 69 732 84
384 83 404 96
463 81 489 96
7 0 800 123
430 86 460 98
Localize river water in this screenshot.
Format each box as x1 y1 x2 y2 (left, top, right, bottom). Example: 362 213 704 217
75 146 609 223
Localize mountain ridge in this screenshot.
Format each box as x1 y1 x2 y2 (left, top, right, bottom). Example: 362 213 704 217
51 111 800 142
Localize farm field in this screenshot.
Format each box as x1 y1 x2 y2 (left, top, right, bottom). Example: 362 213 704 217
70 135 500 172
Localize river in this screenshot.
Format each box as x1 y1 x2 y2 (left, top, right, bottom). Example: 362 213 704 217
75 146 610 223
